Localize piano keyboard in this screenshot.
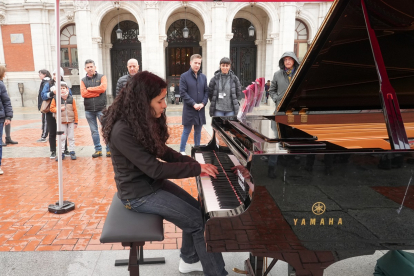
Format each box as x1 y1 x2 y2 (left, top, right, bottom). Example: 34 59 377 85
195 151 247 217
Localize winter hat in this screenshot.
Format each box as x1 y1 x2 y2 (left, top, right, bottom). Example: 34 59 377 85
53 67 65 76
60 81 68 88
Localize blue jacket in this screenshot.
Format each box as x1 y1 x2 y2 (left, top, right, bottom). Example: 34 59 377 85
41 82 72 101
179 68 209 126
0 80 13 123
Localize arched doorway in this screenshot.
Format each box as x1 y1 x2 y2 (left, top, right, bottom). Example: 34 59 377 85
294 19 309 62
110 20 142 97
230 18 257 88
165 19 201 85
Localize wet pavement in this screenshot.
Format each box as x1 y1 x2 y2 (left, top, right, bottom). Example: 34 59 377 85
0 99 409 275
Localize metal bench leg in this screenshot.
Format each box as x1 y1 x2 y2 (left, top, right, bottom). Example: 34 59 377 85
115 242 166 269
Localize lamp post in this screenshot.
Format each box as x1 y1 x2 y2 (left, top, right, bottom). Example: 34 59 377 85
18 83 24 107
183 7 189 38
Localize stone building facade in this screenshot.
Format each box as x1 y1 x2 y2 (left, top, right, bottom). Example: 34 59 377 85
0 0 332 107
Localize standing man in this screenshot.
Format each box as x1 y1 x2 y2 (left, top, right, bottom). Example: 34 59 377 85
268 51 299 111
81 59 110 158
115 58 139 96
179 54 209 155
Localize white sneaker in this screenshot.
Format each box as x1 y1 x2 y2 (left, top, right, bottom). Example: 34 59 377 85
179 259 203 273
0 167 3 175
180 152 187 155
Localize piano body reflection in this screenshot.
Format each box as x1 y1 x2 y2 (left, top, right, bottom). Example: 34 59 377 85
193 0 414 275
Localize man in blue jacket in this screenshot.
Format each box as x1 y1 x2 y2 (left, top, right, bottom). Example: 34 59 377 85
179 54 209 155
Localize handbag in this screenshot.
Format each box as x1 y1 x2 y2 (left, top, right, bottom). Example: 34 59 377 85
40 99 52 113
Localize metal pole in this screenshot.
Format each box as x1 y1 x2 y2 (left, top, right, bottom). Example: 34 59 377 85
55 0 63 207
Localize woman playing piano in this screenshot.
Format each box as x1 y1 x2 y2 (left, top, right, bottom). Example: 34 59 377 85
102 71 228 276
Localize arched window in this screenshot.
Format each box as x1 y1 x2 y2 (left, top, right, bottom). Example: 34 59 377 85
60 24 78 74
294 19 309 62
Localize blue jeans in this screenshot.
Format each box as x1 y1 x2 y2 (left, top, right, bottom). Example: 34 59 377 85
121 180 227 276
85 110 109 152
213 110 235 117
180 124 203 152
0 122 3 166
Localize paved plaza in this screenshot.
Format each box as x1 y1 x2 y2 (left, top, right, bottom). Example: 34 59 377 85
0 100 407 275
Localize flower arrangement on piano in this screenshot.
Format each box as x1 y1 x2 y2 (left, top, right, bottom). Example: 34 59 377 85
237 77 265 121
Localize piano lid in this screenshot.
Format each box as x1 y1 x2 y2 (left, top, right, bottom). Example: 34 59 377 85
278 0 414 112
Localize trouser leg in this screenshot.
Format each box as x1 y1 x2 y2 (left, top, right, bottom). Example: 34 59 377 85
193 124 202 147
66 123 75 152
180 125 192 152
46 112 57 152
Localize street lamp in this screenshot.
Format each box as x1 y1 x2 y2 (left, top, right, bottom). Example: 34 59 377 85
248 4 255 37
116 8 122 40
183 7 189 38
18 83 24 107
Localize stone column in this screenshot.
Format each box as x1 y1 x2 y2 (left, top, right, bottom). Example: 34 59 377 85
208 1 228 81
255 39 265 79
279 3 297 55
268 33 280 78
74 0 96 73
92 36 103 71
0 10 6 67
25 3 53 71
102 43 113 101
203 34 212 81
143 1 162 76
159 35 167 79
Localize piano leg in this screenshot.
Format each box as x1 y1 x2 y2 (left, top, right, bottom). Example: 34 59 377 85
245 254 264 276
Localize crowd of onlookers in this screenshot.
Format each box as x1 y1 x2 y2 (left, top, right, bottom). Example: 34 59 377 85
0 50 298 176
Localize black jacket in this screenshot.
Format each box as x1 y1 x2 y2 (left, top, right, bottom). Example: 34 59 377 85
81 72 107 112
110 120 201 200
208 70 242 117
38 77 50 110
115 74 132 96
0 80 13 123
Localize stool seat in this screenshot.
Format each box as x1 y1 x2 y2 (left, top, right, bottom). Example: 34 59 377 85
100 194 164 243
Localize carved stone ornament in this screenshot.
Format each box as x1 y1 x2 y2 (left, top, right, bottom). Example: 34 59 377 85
65 10 74 22
144 1 158 9
113 1 120 10
266 38 273 44
270 33 279 40
212 1 225 7
296 3 305 15
181 1 188 8
0 11 5 25
92 37 102 43
203 34 212 41
74 0 90 12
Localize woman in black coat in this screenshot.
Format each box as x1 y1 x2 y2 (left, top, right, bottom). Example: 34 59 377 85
0 65 13 175
102 71 228 276
37 69 51 142
208 57 242 117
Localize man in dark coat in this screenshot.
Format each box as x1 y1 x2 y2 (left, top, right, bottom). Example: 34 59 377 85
268 51 299 111
179 54 209 154
115 58 139 96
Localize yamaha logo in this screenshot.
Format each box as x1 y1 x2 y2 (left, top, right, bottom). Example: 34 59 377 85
312 202 326 215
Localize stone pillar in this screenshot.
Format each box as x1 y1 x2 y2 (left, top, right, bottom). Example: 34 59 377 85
208 1 228 81
159 35 167 79
255 39 265 79
102 43 113 101
92 36 103 71
203 34 212 81
279 3 297 56
26 4 53 71
74 0 97 73
143 1 162 76
268 33 280 78
0 10 6 67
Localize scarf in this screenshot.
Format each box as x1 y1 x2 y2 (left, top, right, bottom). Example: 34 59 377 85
285 67 296 81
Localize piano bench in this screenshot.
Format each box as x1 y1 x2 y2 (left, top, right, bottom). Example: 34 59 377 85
100 194 165 276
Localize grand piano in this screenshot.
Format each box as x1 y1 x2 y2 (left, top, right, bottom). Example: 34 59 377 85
193 0 414 275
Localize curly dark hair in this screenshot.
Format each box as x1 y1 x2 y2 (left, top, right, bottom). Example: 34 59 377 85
102 71 169 157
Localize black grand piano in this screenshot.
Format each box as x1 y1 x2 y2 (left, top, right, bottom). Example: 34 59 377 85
193 0 414 275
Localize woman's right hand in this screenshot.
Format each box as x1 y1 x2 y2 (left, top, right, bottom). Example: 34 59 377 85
200 164 219 178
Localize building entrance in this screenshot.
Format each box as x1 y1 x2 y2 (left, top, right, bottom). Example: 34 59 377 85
110 20 142 97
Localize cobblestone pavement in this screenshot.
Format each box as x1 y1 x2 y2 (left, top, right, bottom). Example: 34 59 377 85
0 102 214 252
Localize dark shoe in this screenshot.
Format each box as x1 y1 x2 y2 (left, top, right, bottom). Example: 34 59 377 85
2 140 6 147
5 137 18 145
106 151 111 157
50 151 56 159
70 151 77 160
92 151 102 158
64 150 70 156
56 153 65 161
